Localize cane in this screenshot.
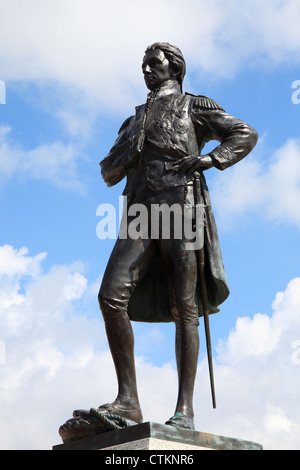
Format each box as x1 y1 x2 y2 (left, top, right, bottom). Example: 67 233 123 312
193 172 216 409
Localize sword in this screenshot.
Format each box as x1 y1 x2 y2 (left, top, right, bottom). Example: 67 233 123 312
193 172 216 409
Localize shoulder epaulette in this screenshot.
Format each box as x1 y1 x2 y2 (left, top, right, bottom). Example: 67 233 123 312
186 93 225 112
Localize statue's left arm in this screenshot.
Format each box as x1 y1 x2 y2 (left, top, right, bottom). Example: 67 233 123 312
191 96 258 171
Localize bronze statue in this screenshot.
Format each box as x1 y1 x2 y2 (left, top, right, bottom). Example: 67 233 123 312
59 42 258 443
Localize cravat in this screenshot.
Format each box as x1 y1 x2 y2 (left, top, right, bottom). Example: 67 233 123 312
137 89 158 154
143 89 158 127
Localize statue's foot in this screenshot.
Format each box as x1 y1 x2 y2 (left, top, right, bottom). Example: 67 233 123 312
59 403 142 444
165 412 195 431
59 402 143 443
59 414 108 443
74 401 143 424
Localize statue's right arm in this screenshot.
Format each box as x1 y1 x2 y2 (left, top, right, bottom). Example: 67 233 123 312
99 116 134 187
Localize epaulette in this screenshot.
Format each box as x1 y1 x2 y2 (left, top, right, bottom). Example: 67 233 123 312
118 116 133 134
186 93 225 112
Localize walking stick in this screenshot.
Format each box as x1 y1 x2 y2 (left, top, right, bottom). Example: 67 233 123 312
193 173 217 409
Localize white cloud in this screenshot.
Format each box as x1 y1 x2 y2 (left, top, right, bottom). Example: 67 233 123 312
0 245 46 311
0 245 109 449
0 245 46 278
264 406 298 436
1 0 300 126
194 277 300 450
0 126 87 192
0 244 300 449
210 137 300 230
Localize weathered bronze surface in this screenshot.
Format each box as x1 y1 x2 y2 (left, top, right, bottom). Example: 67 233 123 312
58 42 258 443
54 422 263 450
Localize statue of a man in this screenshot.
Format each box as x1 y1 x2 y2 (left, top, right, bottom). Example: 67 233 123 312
59 42 258 442
98 42 258 430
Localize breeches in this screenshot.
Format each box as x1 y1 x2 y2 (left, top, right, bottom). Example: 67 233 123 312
98 226 199 327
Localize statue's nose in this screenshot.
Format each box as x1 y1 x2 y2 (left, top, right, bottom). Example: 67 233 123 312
143 64 151 73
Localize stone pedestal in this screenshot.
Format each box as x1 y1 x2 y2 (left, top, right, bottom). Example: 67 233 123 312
53 422 263 451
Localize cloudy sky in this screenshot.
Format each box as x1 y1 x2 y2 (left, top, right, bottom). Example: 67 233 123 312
1 0 300 450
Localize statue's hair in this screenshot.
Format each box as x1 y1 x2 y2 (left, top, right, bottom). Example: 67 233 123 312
145 42 186 91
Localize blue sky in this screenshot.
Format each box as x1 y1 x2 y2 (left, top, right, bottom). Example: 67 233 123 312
1 0 300 450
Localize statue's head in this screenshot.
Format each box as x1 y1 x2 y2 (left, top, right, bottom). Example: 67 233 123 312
142 42 186 92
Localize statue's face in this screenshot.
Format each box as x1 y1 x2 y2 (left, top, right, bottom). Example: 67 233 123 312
142 49 175 90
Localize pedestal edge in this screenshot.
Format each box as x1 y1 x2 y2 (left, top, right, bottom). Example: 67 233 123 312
53 421 263 451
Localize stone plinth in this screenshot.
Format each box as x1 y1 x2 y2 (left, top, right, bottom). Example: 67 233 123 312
53 422 263 451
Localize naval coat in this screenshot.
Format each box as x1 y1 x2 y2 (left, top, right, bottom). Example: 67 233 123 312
100 87 258 322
